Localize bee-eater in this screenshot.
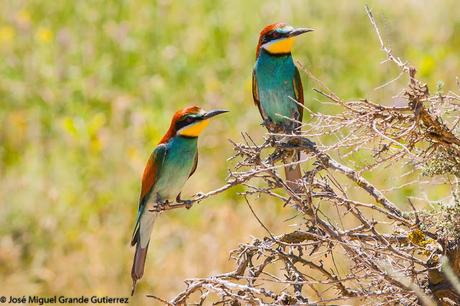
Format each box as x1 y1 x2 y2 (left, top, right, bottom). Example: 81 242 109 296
130 106 227 294
252 23 313 189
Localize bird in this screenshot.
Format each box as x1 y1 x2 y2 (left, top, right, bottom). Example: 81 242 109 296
252 22 313 190
130 106 228 295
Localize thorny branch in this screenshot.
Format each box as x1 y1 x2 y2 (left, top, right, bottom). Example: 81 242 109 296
150 6 460 306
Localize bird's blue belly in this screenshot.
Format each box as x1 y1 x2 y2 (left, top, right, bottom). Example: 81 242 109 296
152 137 197 201
255 52 299 125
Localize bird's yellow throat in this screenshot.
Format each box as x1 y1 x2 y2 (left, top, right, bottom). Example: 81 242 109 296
264 37 294 54
178 120 209 137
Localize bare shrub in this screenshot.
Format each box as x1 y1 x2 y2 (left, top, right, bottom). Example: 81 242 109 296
150 6 460 306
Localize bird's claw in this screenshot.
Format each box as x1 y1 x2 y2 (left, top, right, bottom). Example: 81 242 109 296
149 200 170 212
176 198 193 209
159 200 170 207
176 193 194 209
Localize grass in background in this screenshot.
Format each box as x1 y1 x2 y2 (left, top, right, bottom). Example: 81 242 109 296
1 0 459 303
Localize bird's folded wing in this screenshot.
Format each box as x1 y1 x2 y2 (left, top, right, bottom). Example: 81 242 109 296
189 153 198 178
131 143 167 245
293 67 304 121
252 70 267 120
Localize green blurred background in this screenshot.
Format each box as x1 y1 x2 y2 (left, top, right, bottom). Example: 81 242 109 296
1 0 459 304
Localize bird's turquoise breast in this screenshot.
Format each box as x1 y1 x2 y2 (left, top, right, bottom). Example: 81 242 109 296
153 136 197 201
255 51 299 126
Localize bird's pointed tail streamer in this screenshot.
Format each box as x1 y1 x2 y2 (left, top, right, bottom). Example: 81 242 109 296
131 242 149 295
130 211 159 295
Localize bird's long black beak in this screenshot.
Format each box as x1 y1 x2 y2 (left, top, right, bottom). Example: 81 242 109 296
203 109 228 119
288 27 314 37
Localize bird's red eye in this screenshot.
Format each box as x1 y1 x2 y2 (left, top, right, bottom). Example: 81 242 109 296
270 32 280 39
186 117 194 123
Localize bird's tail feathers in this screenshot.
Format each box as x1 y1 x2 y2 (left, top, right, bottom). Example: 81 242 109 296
284 150 302 192
130 211 159 295
131 242 149 296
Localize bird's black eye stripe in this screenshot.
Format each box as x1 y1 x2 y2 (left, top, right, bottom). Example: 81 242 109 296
176 115 198 130
263 31 281 43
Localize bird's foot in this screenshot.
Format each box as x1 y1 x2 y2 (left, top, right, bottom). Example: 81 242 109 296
149 200 170 212
176 194 193 209
175 199 193 209
159 199 170 207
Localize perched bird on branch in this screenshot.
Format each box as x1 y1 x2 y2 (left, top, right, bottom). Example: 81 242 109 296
252 23 313 190
130 106 227 295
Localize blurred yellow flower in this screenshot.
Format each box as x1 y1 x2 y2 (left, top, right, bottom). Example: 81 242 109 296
420 55 435 77
60 116 78 139
0 26 15 45
17 9 31 26
35 27 53 43
90 136 102 153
